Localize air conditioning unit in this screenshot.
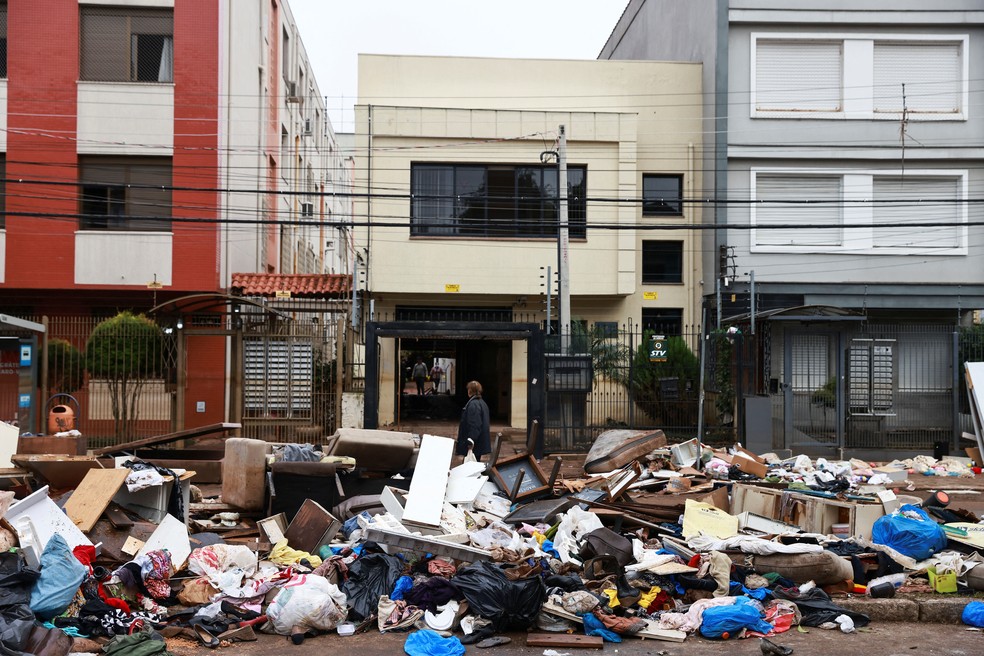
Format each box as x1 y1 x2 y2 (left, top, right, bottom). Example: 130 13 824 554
285 81 301 103
303 118 313 135
301 202 314 218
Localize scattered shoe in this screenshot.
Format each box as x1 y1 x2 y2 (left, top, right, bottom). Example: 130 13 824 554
476 636 511 648
760 637 794 656
217 624 257 642
193 624 219 649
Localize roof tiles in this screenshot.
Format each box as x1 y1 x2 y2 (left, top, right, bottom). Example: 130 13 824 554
230 273 352 299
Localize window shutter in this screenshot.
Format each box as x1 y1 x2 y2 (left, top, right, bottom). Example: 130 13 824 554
756 40 842 111
874 42 961 114
872 176 959 248
754 175 843 246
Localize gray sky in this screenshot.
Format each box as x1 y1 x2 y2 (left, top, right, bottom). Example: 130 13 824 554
288 0 630 133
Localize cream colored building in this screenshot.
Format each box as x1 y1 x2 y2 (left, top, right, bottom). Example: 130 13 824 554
353 55 702 431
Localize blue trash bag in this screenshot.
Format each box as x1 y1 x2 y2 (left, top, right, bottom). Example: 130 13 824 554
871 504 947 561
30 533 86 620
391 575 414 601
962 601 984 628
699 597 774 639
581 612 621 643
404 629 465 656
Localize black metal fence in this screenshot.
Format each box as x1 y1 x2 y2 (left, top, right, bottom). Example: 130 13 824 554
540 320 978 456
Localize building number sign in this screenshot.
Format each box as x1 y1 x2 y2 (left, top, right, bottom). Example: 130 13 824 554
649 335 667 363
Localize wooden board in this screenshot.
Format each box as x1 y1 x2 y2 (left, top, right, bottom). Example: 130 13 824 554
526 634 603 648
63 468 131 533
284 499 340 554
402 434 454 528
91 422 241 456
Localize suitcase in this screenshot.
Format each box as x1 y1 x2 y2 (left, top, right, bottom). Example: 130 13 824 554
583 429 667 474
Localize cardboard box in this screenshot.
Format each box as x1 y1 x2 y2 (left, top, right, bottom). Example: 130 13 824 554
734 445 765 464
966 446 982 467
734 454 769 478
927 566 957 594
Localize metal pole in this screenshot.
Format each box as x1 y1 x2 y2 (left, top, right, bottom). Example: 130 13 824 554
750 270 756 336
557 125 570 353
546 266 552 334
715 278 722 330
697 307 708 442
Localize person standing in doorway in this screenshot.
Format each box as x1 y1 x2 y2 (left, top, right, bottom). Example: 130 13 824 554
457 380 491 460
429 361 444 394
411 357 428 395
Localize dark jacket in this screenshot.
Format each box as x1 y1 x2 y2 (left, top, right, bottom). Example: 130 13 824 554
457 394 491 457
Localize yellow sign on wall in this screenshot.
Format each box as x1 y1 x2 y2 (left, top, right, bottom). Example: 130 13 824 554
445 284 460 293
643 291 658 300
275 290 291 298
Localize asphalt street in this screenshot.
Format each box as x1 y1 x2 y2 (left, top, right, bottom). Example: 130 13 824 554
164 622 984 655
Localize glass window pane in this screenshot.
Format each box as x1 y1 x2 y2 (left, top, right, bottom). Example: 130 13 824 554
642 241 684 283
643 175 682 216
456 167 487 236
411 165 454 236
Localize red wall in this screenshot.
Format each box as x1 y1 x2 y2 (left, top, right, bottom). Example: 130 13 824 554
172 0 221 290
5 0 79 289
1 0 222 294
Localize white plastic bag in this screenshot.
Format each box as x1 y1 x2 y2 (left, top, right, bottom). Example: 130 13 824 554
266 574 349 634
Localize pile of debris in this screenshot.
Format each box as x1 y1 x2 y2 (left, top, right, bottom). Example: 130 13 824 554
1 423 983 654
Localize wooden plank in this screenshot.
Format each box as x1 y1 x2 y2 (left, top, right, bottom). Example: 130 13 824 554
526 634 603 648
91 422 241 456
284 499 340 554
63 468 131 533
104 504 134 529
402 434 454 528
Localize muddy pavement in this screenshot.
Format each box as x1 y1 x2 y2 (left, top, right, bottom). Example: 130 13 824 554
165 623 983 655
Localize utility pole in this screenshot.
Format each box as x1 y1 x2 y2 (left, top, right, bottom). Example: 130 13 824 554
558 125 571 353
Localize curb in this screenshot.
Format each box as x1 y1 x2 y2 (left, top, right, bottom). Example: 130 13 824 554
837 596 973 624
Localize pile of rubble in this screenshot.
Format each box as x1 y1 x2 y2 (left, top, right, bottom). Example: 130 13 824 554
1 423 983 654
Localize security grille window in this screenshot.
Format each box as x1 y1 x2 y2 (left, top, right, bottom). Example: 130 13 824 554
642 174 683 216
0 4 7 78
755 40 842 112
80 7 174 83
873 42 962 114
849 338 895 415
873 176 960 249
753 174 843 247
410 163 587 238
642 241 683 283
79 157 171 231
641 308 683 336
244 337 313 417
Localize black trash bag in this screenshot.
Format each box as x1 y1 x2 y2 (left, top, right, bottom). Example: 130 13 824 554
450 561 546 631
341 553 404 622
0 603 38 656
773 586 869 628
0 552 39 609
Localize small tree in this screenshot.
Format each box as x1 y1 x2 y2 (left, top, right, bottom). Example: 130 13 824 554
47 338 84 395
85 312 164 439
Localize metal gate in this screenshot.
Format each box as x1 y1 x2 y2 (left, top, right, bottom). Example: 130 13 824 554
240 311 341 442
776 330 843 455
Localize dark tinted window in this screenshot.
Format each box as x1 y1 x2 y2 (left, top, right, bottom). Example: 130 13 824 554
641 308 683 336
411 163 586 238
642 241 684 283
643 174 683 216
79 157 172 231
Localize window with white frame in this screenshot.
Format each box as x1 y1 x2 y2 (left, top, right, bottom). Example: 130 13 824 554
873 42 962 114
751 169 966 254
755 40 843 112
872 176 960 249
752 34 967 119
753 174 843 247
